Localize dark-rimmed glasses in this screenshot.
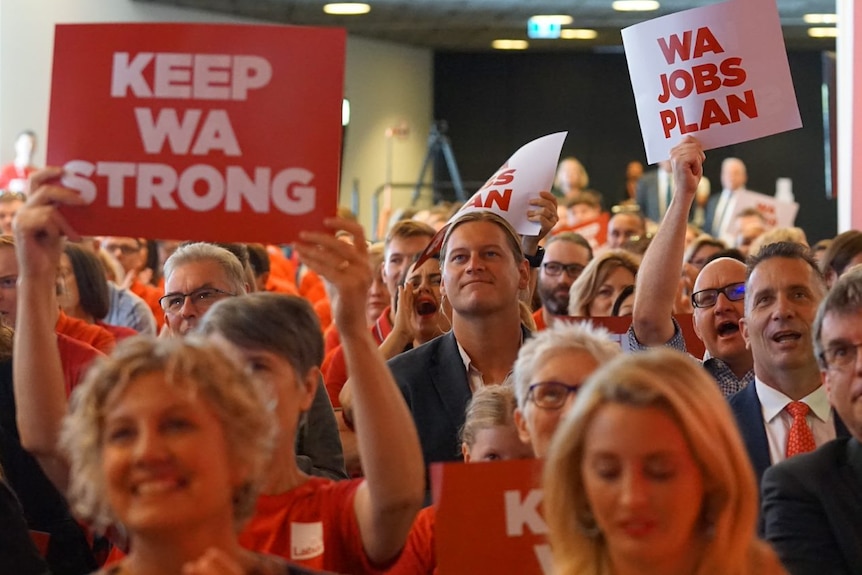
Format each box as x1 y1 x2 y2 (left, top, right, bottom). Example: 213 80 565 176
526 381 580 409
159 287 235 314
691 282 745 309
542 261 585 279
820 342 862 371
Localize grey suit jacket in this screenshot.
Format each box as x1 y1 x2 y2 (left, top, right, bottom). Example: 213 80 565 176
635 170 663 223
762 437 862 575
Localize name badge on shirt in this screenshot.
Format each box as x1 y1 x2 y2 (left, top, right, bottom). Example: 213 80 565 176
290 521 324 561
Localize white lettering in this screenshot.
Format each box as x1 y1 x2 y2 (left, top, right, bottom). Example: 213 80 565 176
178 165 225 211
111 52 271 101
191 110 241 156
232 55 273 100
225 166 271 212
111 52 154 98
272 168 315 215
135 108 202 155
63 161 316 216
154 53 192 99
193 54 232 100
96 162 136 207
137 163 178 209
61 161 97 204
534 544 553 575
504 489 547 537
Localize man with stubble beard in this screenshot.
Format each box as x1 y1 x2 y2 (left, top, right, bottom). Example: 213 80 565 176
533 232 592 330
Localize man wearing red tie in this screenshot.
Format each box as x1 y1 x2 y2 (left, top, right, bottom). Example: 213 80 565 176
761 267 862 574
729 241 849 496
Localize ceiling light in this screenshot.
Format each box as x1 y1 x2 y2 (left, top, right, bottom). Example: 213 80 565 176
323 3 371 15
530 15 574 25
808 27 838 38
492 39 529 50
561 29 598 40
612 1 660 11
803 13 837 25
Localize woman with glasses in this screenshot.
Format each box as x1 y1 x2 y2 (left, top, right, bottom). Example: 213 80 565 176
568 250 639 318
512 322 620 458
543 349 785 575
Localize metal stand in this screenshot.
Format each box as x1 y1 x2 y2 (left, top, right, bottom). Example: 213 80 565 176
412 121 466 205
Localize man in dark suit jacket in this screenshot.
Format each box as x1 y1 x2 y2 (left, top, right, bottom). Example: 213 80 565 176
388 210 539 468
730 242 847 493
635 162 671 224
761 267 862 574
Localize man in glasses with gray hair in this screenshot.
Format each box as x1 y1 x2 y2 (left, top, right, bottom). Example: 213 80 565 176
761 266 862 572
630 136 753 397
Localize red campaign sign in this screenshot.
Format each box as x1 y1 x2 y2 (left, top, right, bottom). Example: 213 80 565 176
47 23 345 243
432 459 550 575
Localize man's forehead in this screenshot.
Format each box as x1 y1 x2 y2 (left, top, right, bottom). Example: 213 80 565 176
546 240 589 262
694 258 746 291
610 214 640 230
386 234 432 258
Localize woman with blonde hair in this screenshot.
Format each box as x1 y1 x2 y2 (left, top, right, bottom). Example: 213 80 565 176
59 337 309 574
543 348 785 575
568 250 639 317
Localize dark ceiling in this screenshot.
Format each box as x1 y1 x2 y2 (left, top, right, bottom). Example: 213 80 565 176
132 0 838 52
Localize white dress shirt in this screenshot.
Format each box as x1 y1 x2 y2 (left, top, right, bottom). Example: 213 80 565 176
755 378 835 465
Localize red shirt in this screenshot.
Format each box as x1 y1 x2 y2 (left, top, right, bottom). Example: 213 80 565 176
57 333 104 394
55 311 116 354
0 163 35 191
386 506 436 575
239 477 388 574
322 307 393 407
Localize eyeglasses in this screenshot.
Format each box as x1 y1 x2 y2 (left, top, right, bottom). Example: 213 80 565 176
691 282 745 309
159 287 236 314
820 342 862 371
526 381 580 409
542 261 586 279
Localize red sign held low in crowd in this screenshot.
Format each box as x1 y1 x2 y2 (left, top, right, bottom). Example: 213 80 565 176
47 23 345 243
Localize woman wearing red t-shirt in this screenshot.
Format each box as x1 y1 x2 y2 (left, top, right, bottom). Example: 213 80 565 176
199 218 424 574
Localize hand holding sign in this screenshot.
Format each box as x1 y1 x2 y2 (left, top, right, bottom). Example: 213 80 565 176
412 132 567 268
623 0 801 164
48 23 345 244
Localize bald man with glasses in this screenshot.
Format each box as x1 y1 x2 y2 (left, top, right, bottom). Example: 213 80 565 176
630 136 754 396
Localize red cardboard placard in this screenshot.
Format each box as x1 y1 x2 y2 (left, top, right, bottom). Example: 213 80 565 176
47 23 345 243
432 459 550 575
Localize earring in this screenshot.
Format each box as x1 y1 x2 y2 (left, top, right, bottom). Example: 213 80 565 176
577 508 602 539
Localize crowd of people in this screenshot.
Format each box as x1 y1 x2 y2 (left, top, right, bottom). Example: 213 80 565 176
0 134 858 575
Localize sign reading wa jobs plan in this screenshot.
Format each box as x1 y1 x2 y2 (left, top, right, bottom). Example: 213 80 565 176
47 23 345 243
622 0 801 164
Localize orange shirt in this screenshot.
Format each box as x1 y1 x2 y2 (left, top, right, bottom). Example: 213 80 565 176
55 311 116 355
129 279 165 329
532 308 548 331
